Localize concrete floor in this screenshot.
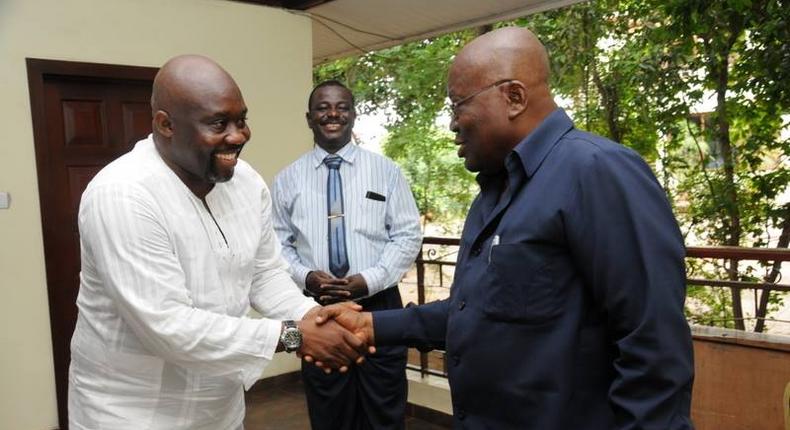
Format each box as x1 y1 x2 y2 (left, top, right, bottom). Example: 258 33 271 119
244 376 450 429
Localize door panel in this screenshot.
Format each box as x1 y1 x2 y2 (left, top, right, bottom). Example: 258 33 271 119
27 59 157 429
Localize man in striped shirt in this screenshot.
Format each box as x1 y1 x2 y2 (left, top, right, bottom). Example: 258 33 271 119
272 80 422 429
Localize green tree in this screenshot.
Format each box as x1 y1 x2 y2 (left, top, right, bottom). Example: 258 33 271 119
314 30 480 231
513 0 789 331
314 0 790 331
659 0 790 330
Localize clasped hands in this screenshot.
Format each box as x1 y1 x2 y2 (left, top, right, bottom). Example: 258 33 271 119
305 271 368 305
296 302 374 374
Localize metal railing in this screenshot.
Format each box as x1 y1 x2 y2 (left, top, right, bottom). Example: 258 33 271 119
686 246 790 292
685 246 790 331
406 237 790 378
407 237 460 377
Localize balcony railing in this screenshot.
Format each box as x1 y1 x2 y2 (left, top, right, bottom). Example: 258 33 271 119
406 237 790 378
407 237 460 377
686 246 790 331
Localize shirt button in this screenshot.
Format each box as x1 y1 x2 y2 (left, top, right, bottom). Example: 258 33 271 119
453 355 460 366
457 409 466 420
458 300 466 310
470 247 481 256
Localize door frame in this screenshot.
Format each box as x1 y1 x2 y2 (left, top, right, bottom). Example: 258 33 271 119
26 58 158 429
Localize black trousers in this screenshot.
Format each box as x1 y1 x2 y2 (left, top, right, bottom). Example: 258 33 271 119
302 287 408 430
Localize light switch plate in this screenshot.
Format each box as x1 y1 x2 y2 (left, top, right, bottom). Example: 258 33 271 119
0 192 9 209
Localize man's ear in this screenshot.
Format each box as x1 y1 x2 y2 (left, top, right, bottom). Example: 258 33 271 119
153 110 174 138
305 111 314 128
347 108 357 125
504 81 528 120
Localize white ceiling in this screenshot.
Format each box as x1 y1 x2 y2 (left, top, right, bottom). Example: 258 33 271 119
292 0 586 64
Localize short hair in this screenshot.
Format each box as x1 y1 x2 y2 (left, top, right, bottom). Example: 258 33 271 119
308 80 355 110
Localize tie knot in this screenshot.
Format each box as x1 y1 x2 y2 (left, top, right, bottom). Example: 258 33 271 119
324 156 342 170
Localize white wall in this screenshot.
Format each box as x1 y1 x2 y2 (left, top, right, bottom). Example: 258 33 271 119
0 0 313 428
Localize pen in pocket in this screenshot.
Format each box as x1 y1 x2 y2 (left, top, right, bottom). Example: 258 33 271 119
488 234 500 264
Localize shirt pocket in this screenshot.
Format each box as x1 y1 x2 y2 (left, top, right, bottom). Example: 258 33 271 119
352 195 387 240
483 242 563 323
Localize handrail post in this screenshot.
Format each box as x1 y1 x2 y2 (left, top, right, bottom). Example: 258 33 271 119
416 245 428 377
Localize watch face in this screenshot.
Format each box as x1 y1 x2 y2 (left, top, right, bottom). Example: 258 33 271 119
282 327 302 352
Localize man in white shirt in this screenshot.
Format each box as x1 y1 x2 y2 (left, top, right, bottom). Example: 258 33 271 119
68 56 367 430
272 81 422 429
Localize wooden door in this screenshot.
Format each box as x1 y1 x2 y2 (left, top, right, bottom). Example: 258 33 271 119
27 59 158 429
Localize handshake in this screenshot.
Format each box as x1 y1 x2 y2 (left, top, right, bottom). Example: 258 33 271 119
294 302 375 373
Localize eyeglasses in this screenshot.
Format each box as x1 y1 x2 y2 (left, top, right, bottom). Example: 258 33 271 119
448 79 514 116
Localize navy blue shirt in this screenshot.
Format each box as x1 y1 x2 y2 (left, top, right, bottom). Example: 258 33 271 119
375 109 694 429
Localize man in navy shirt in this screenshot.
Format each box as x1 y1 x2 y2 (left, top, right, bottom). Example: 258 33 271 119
317 27 694 429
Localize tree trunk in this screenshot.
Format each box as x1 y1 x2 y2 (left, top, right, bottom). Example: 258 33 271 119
583 6 622 143
597 74 622 143
707 24 744 328
753 205 790 332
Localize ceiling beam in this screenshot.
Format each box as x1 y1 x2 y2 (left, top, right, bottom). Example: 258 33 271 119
232 0 335 10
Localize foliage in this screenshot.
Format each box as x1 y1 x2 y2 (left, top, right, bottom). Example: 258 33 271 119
313 0 790 331
382 124 476 229
314 31 480 232
514 0 790 331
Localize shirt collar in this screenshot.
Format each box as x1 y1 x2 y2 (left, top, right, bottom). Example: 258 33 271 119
310 141 358 168
512 108 574 178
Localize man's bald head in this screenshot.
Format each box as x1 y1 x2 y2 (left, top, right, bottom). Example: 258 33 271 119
151 55 242 120
450 27 551 93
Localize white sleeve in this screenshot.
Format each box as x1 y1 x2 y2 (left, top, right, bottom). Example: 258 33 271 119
249 182 317 318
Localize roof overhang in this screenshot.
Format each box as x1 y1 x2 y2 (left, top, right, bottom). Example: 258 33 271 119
306 0 586 64
234 0 586 64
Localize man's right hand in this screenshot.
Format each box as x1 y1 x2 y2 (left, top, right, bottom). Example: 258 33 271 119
315 303 375 347
297 305 369 373
305 271 351 305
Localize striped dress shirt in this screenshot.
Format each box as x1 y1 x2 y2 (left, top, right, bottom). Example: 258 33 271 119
69 136 316 430
272 143 422 297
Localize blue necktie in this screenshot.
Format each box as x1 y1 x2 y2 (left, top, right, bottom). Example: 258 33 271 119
324 155 349 278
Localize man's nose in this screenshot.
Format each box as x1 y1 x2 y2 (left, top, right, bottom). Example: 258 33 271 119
449 116 459 134
225 125 248 145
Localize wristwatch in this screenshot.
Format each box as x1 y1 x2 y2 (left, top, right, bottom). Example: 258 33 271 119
279 320 302 353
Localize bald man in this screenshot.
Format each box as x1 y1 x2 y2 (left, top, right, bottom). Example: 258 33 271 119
68 55 367 430
318 28 694 429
